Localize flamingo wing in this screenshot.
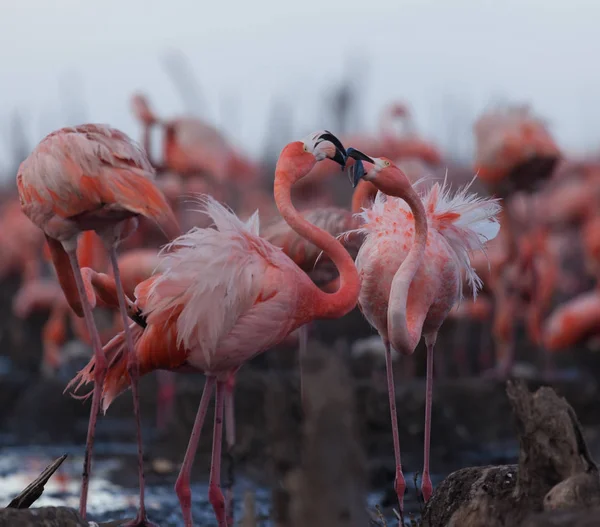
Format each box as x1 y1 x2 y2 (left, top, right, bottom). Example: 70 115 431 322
136 196 291 365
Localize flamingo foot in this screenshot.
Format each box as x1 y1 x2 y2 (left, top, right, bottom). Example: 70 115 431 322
421 471 433 502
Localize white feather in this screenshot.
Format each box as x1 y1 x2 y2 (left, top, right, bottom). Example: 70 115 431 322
348 176 501 300
141 194 282 366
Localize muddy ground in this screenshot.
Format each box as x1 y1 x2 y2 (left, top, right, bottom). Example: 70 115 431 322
2 275 600 524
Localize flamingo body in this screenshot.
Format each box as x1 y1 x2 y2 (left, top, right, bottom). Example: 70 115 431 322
543 291 600 351
353 182 500 350
17 124 177 245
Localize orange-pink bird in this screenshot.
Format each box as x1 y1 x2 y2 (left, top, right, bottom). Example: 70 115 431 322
0 199 45 283
17 124 179 526
68 131 360 527
344 148 500 518
473 105 560 196
131 93 259 185
543 290 600 351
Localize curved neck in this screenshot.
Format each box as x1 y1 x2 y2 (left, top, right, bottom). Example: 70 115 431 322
274 174 360 321
351 180 378 212
386 186 428 353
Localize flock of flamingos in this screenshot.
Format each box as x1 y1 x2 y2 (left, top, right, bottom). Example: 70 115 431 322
2 93 597 527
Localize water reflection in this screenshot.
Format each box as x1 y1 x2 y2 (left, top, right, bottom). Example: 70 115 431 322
0 445 273 526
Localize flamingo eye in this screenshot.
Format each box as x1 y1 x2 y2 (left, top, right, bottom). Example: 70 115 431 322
384 160 391 167
303 144 308 152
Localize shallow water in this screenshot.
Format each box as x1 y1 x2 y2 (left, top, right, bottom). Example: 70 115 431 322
0 443 452 525
0 444 272 526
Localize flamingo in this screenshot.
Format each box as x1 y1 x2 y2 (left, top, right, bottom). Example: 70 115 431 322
543 290 600 351
131 93 259 185
67 130 360 527
206 179 376 523
0 198 45 284
17 124 179 525
540 214 600 352
473 104 560 192
12 278 93 373
344 148 500 517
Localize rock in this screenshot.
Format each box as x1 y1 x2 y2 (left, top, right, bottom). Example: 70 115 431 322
543 472 600 511
523 508 600 527
422 380 600 527
0 507 87 526
421 465 518 527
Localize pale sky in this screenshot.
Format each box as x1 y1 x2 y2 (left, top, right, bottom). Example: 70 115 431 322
1 0 598 176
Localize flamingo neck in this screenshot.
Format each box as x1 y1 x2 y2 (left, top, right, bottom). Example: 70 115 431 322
274 173 360 321
386 186 428 354
351 180 378 213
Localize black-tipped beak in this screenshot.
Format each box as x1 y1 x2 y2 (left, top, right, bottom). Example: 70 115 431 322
317 131 347 169
347 147 374 164
347 148 374 188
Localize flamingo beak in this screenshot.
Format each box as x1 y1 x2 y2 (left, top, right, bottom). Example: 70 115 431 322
317 131 347 169
347 148 374 188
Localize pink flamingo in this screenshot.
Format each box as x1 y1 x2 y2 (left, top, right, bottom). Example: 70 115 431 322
68 131 360 527
209 180 376 523
345 148 500 517
17 124 179 525
0 199 45 284
131 93 259 185
473 104 561 190
543 290 600 351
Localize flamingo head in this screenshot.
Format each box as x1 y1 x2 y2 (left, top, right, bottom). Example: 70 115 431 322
131 93 156 126
277 130 347 182
347 148 412 196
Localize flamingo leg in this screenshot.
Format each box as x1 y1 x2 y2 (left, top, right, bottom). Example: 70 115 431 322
107 247 154 527
175 377 215 527
209 381 228 527
66 248 106 520
223 374 236 526
156 370 176 432
384 339 406 525
421 336 436 502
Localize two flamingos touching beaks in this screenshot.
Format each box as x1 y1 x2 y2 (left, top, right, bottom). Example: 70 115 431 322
17 124 500 526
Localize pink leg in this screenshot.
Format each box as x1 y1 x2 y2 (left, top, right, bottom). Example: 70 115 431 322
209 381 228 527
224 374 236 526
66 248 107 520
107 247 154 527
175 377 216 527
383 339 406 525
298 324 309 404
421 336 436 502
156 370 176 432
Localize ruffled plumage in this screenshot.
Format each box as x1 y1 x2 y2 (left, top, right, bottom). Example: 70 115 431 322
141 194 284 365
350 176 501 299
